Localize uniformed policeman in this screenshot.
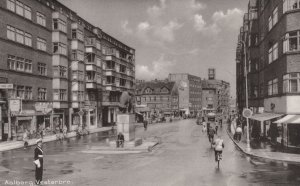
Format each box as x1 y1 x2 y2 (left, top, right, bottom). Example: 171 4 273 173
34 139 44 185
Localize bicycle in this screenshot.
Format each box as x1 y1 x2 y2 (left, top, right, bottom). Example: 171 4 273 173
216 151 222 169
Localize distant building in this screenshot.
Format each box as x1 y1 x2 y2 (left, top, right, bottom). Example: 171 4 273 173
168 73 202 116
208 68 216 80
135 80 179 117
202 79 230 119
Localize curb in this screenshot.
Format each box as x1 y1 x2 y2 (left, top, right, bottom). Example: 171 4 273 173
226 129 300 164
0 128 112 152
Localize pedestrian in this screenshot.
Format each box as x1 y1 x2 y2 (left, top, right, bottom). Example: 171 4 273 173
143 118 148 131
23 130 29 149
202 121 207 133
215 125 218 135
117 132 125 148
236 125 242 142
33 139 43 185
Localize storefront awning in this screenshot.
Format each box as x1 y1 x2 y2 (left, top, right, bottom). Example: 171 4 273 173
249 113 284 122
135 111 143 116
274 115 300 124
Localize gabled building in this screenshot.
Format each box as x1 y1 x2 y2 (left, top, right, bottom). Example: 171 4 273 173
135 80 179 117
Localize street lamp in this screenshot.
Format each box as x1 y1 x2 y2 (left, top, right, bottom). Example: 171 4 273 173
239 40 251 152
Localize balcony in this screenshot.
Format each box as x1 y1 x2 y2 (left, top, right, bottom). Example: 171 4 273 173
86 82 97 89
86 64 97 71
85 38 101 50
105 55 117 62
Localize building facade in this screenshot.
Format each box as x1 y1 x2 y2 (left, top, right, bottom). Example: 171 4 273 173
0 0 135 141
168 73 202 117
202 79 231 121
135 80 179 118
236 0 300 150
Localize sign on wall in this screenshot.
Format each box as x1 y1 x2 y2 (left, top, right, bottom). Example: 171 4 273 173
9 99 21 112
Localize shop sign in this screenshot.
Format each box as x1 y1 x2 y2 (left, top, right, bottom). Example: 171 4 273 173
9 99 21 112
19 110 35 115
0 84 13 89
35 102 53 113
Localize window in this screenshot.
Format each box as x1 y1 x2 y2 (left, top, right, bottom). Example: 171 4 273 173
72 29 83 41
283 31 300 53
54 89 67 101
53 42 67 55
17 85 25 99
7 55 16 70
72 50 84 61
16 29 24 44
268 78 278 96
120 79 126 87
283 73 300 93
53 66 67 78
38 63 47 75
24 86 32 100
24 32 32 46
268 7 278 31
37 37 46 51
38 88 47 100
24 59 32 72
16 57 24 71
7 0 15 12
96 40 101 50
36 12 46 27
24 5 31 20
283 0 300 13
120 65 126 73
53 19 66 33
268 42 278 63
16 1 23 16
72 71 84 81
7 25 15 41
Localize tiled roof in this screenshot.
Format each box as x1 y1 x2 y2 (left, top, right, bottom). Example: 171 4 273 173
136 81 176 94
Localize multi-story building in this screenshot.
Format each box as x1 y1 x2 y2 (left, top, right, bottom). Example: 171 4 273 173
168 73 202 117
135 80 179 118
101 32 135 126
0 0 135 141
236 0 300 150
202 78 231 123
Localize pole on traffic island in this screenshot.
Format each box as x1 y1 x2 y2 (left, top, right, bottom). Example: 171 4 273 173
240 40 251 152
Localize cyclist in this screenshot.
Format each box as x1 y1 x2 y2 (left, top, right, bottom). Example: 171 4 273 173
213 135 225 162
208 126 215 143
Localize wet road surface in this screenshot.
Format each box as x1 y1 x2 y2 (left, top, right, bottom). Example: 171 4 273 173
1 119 300 186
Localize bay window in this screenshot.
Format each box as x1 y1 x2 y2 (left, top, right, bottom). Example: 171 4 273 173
283 31 300 52
283 73 300 93
53 19 66 33
283 0 300 13
53 42 67 55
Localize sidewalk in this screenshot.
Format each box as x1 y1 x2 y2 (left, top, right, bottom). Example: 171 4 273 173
226 128 300 164
0 127 112 152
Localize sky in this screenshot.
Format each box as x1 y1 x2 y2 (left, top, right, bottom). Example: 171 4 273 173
59 0 249 98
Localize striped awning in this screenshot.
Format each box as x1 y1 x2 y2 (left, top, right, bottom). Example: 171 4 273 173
274 115 300 124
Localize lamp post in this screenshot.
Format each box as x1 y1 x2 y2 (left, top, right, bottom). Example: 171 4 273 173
239 40 251 151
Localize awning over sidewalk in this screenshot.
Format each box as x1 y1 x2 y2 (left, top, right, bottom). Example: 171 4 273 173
249 113 284 122
274 115 300 124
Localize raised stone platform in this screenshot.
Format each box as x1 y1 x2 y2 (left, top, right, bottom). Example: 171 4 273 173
109 138 143 148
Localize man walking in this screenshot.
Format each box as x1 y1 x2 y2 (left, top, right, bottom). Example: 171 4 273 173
34 139 44 185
